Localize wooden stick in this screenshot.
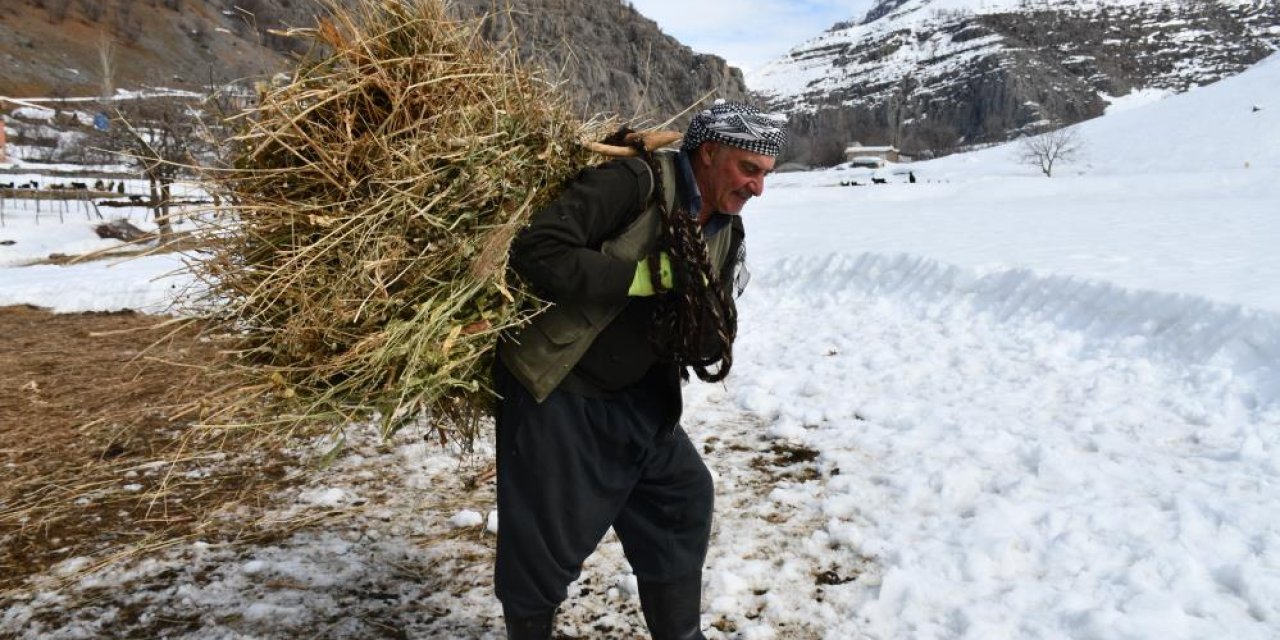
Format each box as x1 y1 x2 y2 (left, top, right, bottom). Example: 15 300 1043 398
583 141 639 157
584 130 683 157
627 130 682 151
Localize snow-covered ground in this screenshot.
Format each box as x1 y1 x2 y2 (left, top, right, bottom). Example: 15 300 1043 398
2 54 1278 640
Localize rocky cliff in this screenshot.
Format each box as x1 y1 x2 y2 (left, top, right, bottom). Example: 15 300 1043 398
0 0 748 123
452 0 751 123
754 0 1280 165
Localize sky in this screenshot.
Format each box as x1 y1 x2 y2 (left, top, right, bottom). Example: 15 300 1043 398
626 0 877 78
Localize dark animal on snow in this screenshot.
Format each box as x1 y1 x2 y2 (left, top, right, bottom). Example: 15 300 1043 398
94 180 105 190
871 177 887 184
0 182 13 189
70 182 88 190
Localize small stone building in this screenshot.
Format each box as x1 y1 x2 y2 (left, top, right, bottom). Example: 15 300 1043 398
844 142 902 166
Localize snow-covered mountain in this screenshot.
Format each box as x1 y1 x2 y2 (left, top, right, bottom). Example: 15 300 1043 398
754 0 1280 165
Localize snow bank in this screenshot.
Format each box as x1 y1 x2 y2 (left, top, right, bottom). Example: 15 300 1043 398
754 252 1280 407
724 248 1280 639
0 254 191 314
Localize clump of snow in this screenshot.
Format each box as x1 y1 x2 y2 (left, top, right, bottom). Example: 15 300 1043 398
53 557 94 577
298 487 349 508
449 510 484 528
11 106 56 121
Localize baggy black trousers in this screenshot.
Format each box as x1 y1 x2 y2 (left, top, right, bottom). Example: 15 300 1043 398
493 363 715 618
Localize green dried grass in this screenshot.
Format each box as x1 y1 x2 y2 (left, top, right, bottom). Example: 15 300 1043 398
186 0 609 443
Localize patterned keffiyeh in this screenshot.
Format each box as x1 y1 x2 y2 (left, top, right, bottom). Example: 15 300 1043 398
680 100 788 157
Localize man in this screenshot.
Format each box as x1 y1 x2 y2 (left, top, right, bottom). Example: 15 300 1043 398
494 101 786 639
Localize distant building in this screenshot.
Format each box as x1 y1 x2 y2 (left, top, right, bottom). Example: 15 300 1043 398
844 142 905 166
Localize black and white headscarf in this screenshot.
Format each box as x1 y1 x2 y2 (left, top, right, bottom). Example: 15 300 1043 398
681 100 788 157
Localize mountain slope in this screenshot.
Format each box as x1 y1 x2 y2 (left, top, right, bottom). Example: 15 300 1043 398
0 0 748 122
918 50 1280 175
753 0 1280 165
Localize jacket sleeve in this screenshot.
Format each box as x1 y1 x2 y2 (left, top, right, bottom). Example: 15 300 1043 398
509 159 650 305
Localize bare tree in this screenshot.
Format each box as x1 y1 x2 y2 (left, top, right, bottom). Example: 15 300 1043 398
98 98 216 237
98 32 116 99
1018 126 1082 177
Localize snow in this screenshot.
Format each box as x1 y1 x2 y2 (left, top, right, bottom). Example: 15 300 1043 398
1102 87 1173 114
2 53 1279 639
299 487 351 508
11 106 56 121
451 510 485 529
751 0 1277 115
0 180 202 311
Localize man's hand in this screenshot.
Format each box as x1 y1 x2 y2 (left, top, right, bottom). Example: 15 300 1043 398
628 253 674 296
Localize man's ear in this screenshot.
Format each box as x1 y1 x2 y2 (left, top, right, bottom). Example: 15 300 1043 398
695 141 719 168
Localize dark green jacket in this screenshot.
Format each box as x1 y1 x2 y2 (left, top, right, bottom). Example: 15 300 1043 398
499 151 743 409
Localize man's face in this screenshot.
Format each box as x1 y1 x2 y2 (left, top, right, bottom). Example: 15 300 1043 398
694 141 777 216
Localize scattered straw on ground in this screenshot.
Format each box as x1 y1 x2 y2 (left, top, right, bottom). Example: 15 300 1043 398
0 305 310 595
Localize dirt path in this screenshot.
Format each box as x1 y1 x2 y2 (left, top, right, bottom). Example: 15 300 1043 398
1 348 847 638
2 307 856 637
0 305 294 595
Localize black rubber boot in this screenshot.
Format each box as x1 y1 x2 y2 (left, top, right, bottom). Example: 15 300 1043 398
638 572 707 640
503 607 555 640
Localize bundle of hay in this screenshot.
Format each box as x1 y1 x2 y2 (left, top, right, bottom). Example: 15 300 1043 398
186 0 614 442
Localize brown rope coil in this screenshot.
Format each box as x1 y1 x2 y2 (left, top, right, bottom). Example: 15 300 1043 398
637 140 738 383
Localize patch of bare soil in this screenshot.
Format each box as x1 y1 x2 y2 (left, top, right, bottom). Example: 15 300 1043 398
697 414 870 638
0 305 300 595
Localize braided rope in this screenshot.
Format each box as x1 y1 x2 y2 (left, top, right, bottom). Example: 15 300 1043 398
641 148 737 382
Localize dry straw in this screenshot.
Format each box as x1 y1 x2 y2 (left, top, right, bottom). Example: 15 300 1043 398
185 0 613 444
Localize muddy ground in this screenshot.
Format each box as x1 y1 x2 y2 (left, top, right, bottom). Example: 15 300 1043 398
0 305 295 594
1 306 845 638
